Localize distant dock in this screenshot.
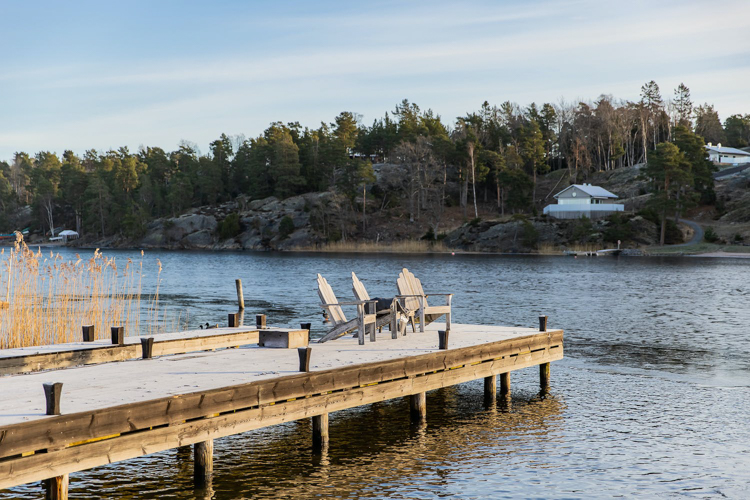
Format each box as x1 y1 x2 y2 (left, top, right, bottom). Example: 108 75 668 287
0 321 563 499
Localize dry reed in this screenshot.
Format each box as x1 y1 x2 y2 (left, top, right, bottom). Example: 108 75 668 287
0 234 185 348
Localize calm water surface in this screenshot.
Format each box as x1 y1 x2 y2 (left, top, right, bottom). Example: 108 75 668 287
3 250 750 499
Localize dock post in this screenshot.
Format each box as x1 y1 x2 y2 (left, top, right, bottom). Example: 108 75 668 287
43 383 68 499
300 322 312 343
298 347 312 372
194 439 214 489
82 324 95 342
539 315 548 332
140 338 154 359
236 279 245 310
438 330 449 349
540 363 550 393
484 375 497 404
410 392 426 422
500 372 511 397
312 413 329 452
256 314 266 329
111 326 125 345
43 474 68 500
228 312 239 327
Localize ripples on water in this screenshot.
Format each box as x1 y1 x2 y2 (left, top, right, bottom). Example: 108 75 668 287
3 251 750 498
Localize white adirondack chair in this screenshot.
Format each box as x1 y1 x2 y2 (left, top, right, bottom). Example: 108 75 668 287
396 268 452 332
351 272 411 337
316 274 378 344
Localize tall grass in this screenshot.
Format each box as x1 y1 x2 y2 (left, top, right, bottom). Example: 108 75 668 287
0 234 184 349
298 240 453 253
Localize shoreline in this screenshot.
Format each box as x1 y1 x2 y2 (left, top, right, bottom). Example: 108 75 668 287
12 242 750 259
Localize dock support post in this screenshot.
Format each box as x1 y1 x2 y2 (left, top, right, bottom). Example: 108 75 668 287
500 372 511 397
111 326 124 345
312 413 329 451
82 324 95 342
410 392 426 422
140 338 154 359
540 363 550 393
484 375 496 404
194 439 214 488
44 474 68 500
256 314 266 329
235 279 245 310
228 312 239 328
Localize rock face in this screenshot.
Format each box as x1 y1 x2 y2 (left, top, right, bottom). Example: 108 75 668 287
137 192 348 251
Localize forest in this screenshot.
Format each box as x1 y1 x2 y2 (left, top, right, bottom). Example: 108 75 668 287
1 80 748 240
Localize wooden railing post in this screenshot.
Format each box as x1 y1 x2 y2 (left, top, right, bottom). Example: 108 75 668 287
312 413 329 452
111 326 124 345
43 382 67 499
82 325 95 342
194 439 213 489
140 338 154 359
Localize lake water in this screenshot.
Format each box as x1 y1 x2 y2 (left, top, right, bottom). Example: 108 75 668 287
3 250 750 499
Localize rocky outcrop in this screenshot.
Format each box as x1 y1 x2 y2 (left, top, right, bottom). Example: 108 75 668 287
135 191 349 251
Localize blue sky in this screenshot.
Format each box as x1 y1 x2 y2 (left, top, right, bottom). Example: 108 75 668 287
1 0 749 160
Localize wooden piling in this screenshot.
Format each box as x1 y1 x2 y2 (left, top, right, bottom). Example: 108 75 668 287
44 474 68 500
539 315 548 332
256 314 266 329
298 347 312 372
300 323 311 343
312 413 329 451
500 372 511 397
540 362 550 392
194 439 213 488
43 383 63 416
228 312 239 328
141 338 154 359
235 279 245 310
438 330 449 350
111 326 124 345
81 325 95 342
410 392 426 422
484 375 496 403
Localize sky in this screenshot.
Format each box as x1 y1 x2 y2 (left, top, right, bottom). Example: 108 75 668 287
1 0 750 161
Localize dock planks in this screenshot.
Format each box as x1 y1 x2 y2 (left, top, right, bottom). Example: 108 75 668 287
0 323 562 491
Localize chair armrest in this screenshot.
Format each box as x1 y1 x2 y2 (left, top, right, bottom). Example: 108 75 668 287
395 294 425 298
320 300 376 307
423 293 453 296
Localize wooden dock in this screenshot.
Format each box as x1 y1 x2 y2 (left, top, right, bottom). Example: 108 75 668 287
0 322 562 498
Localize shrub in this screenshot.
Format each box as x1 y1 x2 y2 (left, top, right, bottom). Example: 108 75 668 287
468 217 482 228
603 213 632 243
704 227 719 243
572 216 593 243
733 233 744 243
279 216 295 239
521 220 539 248
422 227 435 240
218 213 241 240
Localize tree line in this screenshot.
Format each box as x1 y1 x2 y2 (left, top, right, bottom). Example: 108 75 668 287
0 80 745 239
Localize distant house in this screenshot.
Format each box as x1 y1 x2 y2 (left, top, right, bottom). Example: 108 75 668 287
705 143 750 165
543 184 624 219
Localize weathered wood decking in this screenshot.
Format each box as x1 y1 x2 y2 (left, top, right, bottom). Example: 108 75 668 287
0 327 261 376
0 322 563 494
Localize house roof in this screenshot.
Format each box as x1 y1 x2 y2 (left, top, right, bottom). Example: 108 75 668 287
554 184 618 199
706 145 750 156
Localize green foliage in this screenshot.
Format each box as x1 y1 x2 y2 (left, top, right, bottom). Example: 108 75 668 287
733 233 744 243
279 215 295 239
521 220 539 248
468 217 482 227
704 227 719 243
603 213 632 243
571 216 594 243
218 213 242 240
422 227 435 240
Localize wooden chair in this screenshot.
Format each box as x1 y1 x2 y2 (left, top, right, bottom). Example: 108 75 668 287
316 274 384 344
351 272 410 337
396 268 452 332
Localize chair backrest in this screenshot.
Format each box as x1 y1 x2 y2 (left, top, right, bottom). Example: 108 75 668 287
351 272 370 302
317 274 347 325
397 268 428 311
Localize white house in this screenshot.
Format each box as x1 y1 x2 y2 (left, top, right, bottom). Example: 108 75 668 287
705 143 750 165
543 184 624 219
